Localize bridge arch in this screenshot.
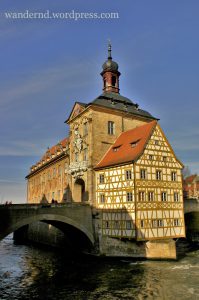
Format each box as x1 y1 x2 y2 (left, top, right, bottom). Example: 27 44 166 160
1 213 94 246
0 204 94 251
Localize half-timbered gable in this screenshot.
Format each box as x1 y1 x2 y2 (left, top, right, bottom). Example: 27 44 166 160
135 124 185 240
95 121 185 242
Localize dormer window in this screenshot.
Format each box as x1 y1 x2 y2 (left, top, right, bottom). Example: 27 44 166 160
113 145 121 152
130 139 140 148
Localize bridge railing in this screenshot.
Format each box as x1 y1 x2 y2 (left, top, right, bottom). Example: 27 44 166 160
0 202 92 209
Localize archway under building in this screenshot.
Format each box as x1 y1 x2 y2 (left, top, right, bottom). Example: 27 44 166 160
73 178 88 202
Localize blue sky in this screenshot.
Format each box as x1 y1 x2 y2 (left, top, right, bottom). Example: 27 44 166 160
0 0 199 203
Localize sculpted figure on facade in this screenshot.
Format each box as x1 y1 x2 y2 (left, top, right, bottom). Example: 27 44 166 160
73 129 83 153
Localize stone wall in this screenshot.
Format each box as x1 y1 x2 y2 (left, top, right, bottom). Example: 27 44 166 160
146 239 176 259
99 235 146 257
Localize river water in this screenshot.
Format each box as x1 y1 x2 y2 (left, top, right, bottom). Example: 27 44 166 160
0 236 198 300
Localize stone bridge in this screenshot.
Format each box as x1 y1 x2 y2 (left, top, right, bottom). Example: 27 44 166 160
184 199 199 214
184 199 199 242
0 203 94 245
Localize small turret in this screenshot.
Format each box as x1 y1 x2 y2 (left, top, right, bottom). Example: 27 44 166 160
101 42 121 94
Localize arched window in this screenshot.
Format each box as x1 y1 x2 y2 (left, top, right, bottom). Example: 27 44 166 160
111 76 116 87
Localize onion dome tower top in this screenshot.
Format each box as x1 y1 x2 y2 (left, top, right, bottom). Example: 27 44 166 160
101 42 121 94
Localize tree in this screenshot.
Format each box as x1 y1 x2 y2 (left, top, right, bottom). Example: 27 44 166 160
182 166 191 179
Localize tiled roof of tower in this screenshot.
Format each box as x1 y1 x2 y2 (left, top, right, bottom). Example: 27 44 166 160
90 92 157 120
95 121 157 169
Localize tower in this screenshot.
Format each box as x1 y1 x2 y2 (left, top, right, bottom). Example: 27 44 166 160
101 43 121 94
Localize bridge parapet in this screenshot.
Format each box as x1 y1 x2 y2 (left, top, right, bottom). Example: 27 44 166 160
184 199 199 214
0 203 94 244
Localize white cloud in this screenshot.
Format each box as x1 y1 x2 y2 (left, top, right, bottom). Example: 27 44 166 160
0 139 49 156
0 59 93 110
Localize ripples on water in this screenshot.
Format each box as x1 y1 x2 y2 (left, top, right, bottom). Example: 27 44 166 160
0 235 198 300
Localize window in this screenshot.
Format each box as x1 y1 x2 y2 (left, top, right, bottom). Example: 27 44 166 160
100 194 105 203
114 220 119 229
53 168 56 178
125 170 132 180
126 192 133 202
140 220 144 228
157 219 164 227
113 146 121 152
152 219 157 227
99 174 105 184
83 122 88 136
105 221 109 229
130 139 140 148
83 148 88 161
126 221 132 230
163 156 167 162
156 170 162 180
58 166 61 176
140 169 147 179
149 155 153 160
171 171 177 181
174 192 179 202
112 76 116 87
148 191 154 201
139 191 145 201
154 140 159 145
161 192 167 201
57 190 60 201
174 219 179 226
52 192 55 199
108 121 115 135
42 174 45 184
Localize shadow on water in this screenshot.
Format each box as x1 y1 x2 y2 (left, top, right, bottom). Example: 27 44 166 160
20 251 147 300
0 237 148 300
0 236 199 300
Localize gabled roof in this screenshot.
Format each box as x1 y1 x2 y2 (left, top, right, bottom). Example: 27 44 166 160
65 102 87 123
184 174 198 184
95 121 157 169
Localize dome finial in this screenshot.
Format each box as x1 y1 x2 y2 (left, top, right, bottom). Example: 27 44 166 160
108 39 112 60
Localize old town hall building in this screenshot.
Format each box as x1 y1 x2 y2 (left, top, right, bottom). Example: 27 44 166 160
26 45 185 258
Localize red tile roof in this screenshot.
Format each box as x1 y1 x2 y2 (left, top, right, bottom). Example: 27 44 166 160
30 137 69 172
184 174 197 184
41 137 68 160
95 121 157 169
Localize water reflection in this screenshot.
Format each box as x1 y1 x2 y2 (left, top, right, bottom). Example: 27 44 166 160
0 236 198 300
